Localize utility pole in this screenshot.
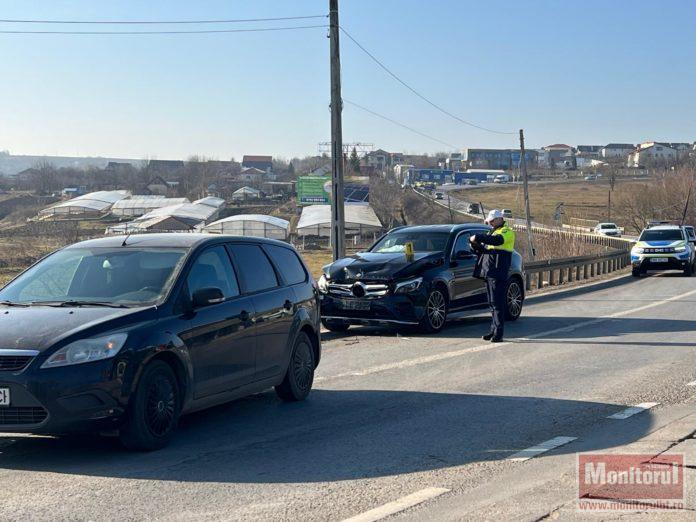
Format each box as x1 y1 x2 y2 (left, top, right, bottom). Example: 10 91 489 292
329 0 345 260
607 189 611 221
519 129 536 259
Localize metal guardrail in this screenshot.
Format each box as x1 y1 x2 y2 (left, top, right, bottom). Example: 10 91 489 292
524 249 631 291
410 186 635 291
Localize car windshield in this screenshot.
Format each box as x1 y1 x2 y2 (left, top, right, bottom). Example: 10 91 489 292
0 247 187 306
639 229 683 242
600 224 616 229
371 231 449 253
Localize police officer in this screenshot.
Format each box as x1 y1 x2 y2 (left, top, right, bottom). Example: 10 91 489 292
469 209 516 342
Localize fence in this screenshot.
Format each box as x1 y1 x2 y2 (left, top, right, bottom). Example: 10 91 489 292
524 249 631 291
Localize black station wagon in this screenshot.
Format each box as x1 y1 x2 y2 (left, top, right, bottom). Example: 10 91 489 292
0 234 321 450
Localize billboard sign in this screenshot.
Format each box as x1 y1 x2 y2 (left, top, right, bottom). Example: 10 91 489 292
297 176 330 205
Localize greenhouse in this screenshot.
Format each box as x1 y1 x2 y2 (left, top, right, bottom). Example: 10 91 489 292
136 201 221 227
110 196 189 218
203 214 289 240
296 203 382 237
38 190 130 219
193 196 226 209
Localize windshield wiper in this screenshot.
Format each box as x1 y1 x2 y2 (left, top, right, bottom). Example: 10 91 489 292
0 300 30 307
32 300 131 309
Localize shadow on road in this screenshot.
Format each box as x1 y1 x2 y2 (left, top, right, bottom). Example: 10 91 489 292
0 389 652 484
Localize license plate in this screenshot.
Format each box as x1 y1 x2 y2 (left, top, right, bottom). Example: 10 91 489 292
337 299 371 311
651 258 669 263
0 388 9 406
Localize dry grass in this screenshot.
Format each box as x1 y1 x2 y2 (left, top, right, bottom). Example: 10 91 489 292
452 179 646 227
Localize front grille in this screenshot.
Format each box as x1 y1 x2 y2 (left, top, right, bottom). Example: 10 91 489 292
644 248 675 254
328 282 389 298
0 406 48 425
0 355 33 372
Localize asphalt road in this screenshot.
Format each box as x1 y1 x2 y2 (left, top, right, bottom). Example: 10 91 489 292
1 273 696 520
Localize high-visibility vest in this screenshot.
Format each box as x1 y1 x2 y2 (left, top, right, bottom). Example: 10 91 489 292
484 224 515 252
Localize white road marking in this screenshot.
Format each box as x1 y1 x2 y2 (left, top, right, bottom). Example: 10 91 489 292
686 381 696 387
341 487 450 522
318 287 696 383
607 402 659 419
507 436 577 462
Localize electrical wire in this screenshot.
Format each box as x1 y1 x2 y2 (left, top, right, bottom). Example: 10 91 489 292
0 15 327 24
343 98 457 149
340 26 516 136
0 24 328 35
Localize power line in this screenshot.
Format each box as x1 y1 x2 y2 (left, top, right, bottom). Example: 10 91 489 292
340 26 516 136
0 15 327 24
343 98 457 149
0 24 328 35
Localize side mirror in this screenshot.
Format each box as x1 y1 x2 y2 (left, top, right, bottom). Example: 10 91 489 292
192 287 225 308
455 250 474 260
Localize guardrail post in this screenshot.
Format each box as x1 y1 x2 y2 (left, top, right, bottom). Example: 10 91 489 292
549 269 556 286
537 271 543 289
525 273 531 291
558 268 565 285
583 263 589 279
576 265 582 280
567 266 574 283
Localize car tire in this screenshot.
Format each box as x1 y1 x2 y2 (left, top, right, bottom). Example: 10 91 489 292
632 268 641 277
321 319 350 332
419 287 448 334
119 360 181 452
505 278 524 321
275 332 315 402
684 262 693 277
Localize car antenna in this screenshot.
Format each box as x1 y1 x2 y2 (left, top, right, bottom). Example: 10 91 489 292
121 232 132 247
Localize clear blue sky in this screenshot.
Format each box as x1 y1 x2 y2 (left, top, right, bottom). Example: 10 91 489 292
1 0 694 160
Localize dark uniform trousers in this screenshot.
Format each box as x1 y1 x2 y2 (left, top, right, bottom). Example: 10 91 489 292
485 276 507 339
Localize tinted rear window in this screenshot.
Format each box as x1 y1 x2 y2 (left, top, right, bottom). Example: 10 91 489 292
229 244 279 293
264 244 307 285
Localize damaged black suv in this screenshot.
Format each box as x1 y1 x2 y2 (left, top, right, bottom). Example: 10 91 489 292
318 224 525 333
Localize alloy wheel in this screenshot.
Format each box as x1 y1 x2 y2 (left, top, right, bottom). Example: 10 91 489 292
292 341 314 392
426 290 446 330
507 281 523 318
145 375 176 437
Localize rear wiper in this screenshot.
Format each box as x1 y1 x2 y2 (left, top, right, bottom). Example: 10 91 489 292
0 300 30 307
33 300 131 309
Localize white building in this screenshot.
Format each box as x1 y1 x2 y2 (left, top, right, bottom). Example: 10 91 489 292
627 142 678 168
601 143 635 159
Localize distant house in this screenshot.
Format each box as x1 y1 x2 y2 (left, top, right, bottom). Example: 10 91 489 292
365 149 403 171
242 155 273 172
668 143 691 158
628 142 678 167
147 159 185 174
105 161 133 173
601 144 634 159
146 175 179 196
543 144 575 168
238 167 265 184
576 145 602 157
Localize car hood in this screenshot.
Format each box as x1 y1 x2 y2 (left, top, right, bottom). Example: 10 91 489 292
635 240 685 248
0 306 155 352
324 251 444 282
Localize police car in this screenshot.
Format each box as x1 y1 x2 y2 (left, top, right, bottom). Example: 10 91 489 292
631 225 696 277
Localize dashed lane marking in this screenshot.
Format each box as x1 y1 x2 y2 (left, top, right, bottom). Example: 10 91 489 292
341 487 450 522
606 402 659 419
507 436 578 462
